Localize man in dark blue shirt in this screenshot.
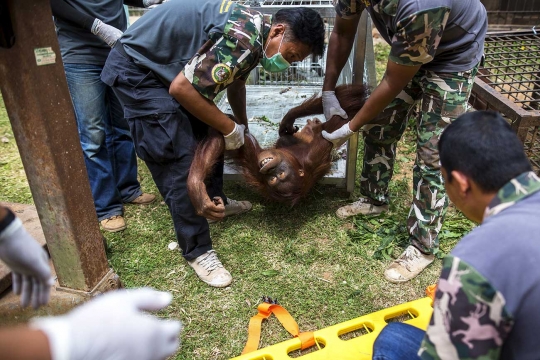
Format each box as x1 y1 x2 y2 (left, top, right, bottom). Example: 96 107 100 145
50 0 164 232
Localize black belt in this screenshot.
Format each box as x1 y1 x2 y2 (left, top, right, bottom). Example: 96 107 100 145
113 41 130 59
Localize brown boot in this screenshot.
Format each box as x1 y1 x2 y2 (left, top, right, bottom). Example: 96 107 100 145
128 193 156 205
100 215 126 232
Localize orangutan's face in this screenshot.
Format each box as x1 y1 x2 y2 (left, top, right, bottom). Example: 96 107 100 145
258 149 304 196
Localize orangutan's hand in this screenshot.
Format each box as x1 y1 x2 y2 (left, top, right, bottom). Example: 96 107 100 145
188 178 225 221
195 195 225 222
278 116 299 136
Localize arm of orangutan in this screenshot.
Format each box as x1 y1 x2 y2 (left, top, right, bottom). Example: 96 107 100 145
169 72 236 136
227 80 249 129
279 94 322 136
187 129 226 221
278 83 369 136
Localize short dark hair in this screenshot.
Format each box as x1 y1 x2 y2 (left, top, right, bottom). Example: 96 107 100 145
273 8 325 56
439 111 532 193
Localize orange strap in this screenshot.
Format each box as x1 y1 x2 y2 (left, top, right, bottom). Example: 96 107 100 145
242 302 315 354
426 284 437 300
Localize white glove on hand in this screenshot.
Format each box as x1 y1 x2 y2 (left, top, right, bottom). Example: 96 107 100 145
144 0 166 8
224 123 246 150
91 19 123 47
0 217 54 309
31 288 182 360
322 122 354 148
322 90 348 121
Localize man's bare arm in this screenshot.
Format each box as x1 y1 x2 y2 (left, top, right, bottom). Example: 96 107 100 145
169 73 236 135
227 80 248 128
348 60 420 131
323 14 361 91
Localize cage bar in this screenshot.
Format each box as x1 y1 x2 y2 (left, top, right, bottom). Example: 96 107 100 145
469 31 540 173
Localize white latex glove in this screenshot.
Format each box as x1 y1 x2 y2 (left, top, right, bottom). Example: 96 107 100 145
31 288 182 360
91 18 123 47
0 217 54 309
144 0 166 8
224 123 246 150
322 90 348 121
322 122 354 148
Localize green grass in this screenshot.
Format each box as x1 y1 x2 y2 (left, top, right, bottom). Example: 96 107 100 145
374 43 390 82
0 43 474 359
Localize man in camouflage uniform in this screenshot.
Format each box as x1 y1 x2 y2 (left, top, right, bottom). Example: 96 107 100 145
320 0 487 282
101 0 324 287
372 111 540 359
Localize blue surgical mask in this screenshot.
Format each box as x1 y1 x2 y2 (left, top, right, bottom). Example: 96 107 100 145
260 33 290 73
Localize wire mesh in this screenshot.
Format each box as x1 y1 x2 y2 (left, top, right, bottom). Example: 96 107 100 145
247 17 356 87
478 33 540 111
473 31 540 173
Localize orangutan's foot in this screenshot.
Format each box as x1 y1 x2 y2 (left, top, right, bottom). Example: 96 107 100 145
336 197 388 219
188 250 232 287
207 198 252 224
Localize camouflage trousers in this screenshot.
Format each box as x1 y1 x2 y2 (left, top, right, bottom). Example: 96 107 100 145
360 64 479 253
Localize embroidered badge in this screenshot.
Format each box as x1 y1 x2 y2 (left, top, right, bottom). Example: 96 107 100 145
211 63 232 84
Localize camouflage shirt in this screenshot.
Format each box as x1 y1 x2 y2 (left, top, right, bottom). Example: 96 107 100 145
182 4 271 100
121 0 270 99
332 0 487 72
420 171 540 359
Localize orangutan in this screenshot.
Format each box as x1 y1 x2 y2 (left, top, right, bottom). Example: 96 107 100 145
187 84 369 221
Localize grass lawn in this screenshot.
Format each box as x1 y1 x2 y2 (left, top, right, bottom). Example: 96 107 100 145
0 43 474 359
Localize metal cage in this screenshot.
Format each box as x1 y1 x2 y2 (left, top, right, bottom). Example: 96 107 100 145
216 9 376 192
127 4 376 191
468 31 540 173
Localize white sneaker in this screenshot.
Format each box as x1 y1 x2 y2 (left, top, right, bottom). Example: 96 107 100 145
188 250 232 287
384 245 435 283
207 198 252 224
336 197 389 219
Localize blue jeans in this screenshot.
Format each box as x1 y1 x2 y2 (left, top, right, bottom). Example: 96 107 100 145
64 63 141 221
373 323 424 360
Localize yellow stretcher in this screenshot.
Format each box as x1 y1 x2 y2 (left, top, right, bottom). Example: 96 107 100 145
231 296 434 360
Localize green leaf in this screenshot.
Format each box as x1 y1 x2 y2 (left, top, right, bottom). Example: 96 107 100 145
261 270 279 277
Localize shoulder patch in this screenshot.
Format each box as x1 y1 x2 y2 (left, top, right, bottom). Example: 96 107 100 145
211 63 232 84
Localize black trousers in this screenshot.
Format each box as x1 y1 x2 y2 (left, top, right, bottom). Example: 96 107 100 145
101 46 225 260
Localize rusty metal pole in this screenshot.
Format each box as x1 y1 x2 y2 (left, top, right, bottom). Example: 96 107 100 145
0 0 118 293
345 9 377 193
